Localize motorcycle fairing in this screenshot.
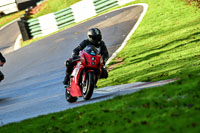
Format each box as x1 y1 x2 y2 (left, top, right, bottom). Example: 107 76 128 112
69 62 84 97
80 51 103 68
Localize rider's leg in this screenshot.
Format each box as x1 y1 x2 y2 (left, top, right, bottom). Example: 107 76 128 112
63 58 76 85
63 72 70 85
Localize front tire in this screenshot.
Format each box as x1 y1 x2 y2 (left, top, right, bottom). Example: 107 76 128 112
82 72 95 100
65 89 78 103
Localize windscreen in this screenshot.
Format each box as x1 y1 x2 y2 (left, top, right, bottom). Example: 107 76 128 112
83 45 98 56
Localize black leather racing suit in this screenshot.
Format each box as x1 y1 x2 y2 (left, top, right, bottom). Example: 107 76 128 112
63 39 109 85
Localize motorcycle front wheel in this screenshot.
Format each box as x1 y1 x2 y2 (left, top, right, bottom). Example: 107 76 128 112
65 89 78 103
82 72 95 100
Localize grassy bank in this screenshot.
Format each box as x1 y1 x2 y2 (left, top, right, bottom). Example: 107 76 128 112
98 0 200 88
0 0 200 132
0 72 200 132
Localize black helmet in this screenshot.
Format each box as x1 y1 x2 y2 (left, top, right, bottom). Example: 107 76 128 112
87 28 102 46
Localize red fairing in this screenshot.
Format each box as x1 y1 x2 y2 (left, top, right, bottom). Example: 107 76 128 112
69 62 84 97
80 51 103 69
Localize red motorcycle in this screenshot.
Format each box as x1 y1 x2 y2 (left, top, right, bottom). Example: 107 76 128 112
65 45 103 103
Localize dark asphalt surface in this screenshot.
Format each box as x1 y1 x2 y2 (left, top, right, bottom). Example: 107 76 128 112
0 21 20 51
0 5 143 125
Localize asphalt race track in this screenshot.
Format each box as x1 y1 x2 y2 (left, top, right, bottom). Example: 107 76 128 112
0 5 145 125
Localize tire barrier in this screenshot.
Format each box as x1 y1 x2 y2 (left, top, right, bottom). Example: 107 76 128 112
26 7 75 38
18 0 134 41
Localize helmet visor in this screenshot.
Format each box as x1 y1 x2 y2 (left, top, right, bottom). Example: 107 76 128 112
89 35 102 42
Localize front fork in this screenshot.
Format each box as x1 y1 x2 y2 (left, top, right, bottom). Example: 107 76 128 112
81 70 98 88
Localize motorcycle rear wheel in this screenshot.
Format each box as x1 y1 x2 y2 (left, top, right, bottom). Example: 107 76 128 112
65 89 78 103
82 72 95 100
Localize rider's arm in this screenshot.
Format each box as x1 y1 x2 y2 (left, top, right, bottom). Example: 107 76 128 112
100 41 109 65
72 40 87 56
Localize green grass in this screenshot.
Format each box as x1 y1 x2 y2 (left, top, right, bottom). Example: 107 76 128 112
0 0 200 132
98 0 200 88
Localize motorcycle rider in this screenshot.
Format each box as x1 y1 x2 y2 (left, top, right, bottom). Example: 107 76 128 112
0 52 6 82
63 28 109 86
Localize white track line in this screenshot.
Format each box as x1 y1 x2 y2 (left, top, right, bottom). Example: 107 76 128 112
106 3 149 65
14 34 22 50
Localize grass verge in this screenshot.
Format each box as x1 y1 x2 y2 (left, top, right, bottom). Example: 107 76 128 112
0 0 199 132
0 71 199 132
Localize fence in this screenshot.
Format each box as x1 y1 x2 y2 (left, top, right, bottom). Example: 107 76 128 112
19 0 134 40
